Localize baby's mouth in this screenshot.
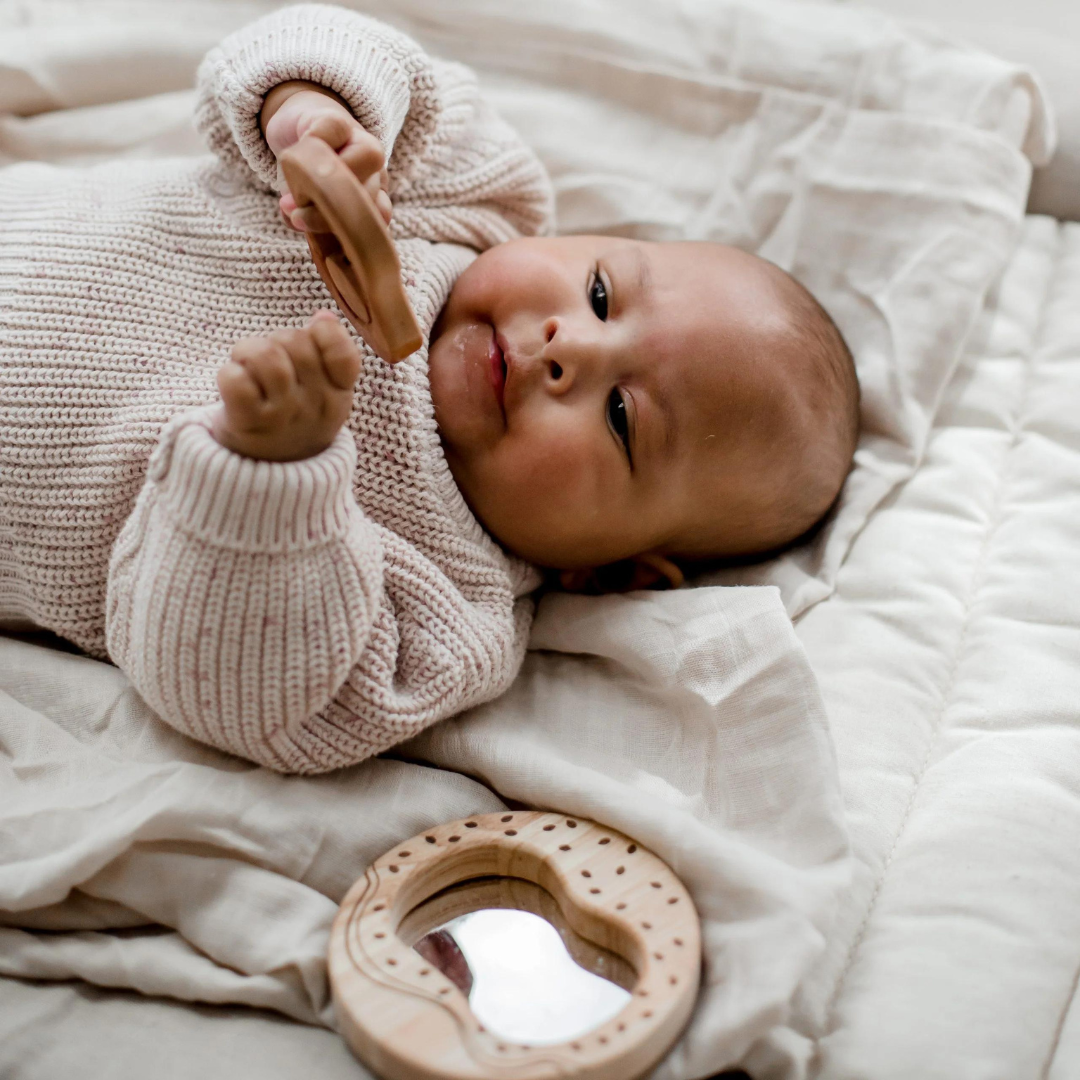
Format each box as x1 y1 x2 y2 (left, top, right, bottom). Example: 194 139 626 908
489 329 507 416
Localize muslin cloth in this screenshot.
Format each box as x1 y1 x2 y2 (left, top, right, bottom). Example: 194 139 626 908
1 586 847 1078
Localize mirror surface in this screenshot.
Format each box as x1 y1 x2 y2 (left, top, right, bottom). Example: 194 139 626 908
406 878 634 1045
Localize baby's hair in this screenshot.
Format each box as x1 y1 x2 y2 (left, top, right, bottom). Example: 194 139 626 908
662 251 859 572
782 269 859 456
762 262 860 549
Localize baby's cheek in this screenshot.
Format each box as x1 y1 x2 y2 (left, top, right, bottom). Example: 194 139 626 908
507 427 597 505
482 420 627 565
450 240 535 319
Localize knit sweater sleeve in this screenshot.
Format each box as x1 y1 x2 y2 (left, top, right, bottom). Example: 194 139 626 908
105 408 384 772
387 58 555 249
195 3 554 244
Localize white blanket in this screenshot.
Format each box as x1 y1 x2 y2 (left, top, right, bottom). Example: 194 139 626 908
0 0 1051 1076
800 214 1080 1079
2 591 845 1078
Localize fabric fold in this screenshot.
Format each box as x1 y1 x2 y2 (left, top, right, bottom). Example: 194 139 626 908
1 582 850 1076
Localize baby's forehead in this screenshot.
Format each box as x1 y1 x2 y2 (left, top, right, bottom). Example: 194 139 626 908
626 253 813 516
610 240 792 349
633 243 793 384
556 234 790 308
644 239 788 300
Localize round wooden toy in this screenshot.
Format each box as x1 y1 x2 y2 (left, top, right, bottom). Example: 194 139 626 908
279 135 423 364
329 811 701 1080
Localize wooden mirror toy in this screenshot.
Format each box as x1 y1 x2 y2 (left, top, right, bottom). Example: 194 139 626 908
329 811 701 1080
279 136 423 364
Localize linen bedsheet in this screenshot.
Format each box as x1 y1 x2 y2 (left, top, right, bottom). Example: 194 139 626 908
0 0 1058 1077
801 209 1080 1080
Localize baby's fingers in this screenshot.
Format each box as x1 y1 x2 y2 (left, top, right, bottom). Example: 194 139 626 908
297 109 356 152
279 193 327 234
342 133 392 223
363 174 393 226
285 187 389 232
283 200 332 234
229 337 295 400
216 360 264 418
339 131 385 184
309 312 362 389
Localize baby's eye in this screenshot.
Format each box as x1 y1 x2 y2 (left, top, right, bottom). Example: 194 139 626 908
607 387 630 457
589 273 608 321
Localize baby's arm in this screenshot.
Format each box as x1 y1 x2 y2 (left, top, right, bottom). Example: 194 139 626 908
385 65 555 249
195 3 553 245
106 9 420 769
195 4 423 193
105 375 383 773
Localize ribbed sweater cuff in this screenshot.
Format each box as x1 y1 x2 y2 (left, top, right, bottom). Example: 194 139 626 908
195 3 425 189
147 408 359 552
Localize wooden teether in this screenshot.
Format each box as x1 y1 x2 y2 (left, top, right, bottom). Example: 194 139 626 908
279 136 423 364
329 811 701 1080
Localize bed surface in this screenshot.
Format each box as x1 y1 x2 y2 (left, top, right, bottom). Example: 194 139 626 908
801 215 1080 1078
852 0 1080 223
2 1 1079 1078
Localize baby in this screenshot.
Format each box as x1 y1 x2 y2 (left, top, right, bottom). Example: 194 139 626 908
0 5 857 773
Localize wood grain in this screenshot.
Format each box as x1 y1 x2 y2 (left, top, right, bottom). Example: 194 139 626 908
329 811 701 1080
280 136 423 364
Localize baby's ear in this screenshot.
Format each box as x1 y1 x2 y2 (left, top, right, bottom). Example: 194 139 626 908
557 553 685 594
623 552 685 591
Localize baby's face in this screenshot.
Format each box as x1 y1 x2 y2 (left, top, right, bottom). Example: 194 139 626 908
428 236 800 569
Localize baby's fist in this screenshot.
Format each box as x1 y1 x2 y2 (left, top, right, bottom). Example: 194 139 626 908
212 312 361 462
263 83 392 230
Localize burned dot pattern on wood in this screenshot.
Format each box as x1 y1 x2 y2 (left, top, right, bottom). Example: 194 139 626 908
331 810 700 1080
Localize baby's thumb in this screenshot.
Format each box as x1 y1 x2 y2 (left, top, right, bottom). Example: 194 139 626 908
309 312 361 389
298 109 353 151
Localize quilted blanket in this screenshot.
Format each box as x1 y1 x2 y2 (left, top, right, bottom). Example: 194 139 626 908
796 216 1080 1080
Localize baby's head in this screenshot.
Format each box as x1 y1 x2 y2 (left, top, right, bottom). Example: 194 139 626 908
428 236 858 587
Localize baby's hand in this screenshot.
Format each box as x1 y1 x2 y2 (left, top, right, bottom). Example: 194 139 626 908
262 82 392 231
212 312 361 462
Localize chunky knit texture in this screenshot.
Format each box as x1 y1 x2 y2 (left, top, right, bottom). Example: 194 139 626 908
0 4 554 773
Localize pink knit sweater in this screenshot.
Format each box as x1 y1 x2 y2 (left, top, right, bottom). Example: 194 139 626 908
0 5 554 773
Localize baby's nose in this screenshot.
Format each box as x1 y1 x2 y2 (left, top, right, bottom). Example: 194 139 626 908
539 318 573 392
540 350 573 395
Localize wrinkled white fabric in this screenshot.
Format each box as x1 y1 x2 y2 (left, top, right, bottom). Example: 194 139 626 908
0 586 847 1078
846 0 1080 222
790 216 1080 1080
0 0 1058 1078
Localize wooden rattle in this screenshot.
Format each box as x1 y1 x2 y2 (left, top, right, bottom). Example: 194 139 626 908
329 811 701 1080
279 135 423 364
